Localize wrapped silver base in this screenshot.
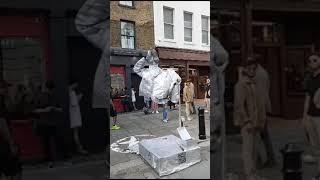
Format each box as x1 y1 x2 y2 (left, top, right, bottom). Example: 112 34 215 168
139 135 201 176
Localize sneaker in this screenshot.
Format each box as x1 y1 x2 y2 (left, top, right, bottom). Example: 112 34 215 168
111 125 120 130
303 154 316 163
205 110 209 113
156 111 159 114
187 117 193 121
163 119 168 123
48 161 54 168
152 111 155 114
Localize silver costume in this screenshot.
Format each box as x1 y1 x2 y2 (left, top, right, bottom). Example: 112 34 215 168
133 49 181 105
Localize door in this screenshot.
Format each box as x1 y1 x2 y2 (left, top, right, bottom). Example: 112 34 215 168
282 45 312 119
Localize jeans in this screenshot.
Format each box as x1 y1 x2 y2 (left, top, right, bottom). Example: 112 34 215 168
163 106 168 120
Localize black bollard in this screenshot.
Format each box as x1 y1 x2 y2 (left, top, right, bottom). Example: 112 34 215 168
198 107 206 140
280 143 304 180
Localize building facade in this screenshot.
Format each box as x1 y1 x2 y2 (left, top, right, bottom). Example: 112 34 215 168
0 0 107 161
212 0 320 119
110 1 155 110
153 1 210 99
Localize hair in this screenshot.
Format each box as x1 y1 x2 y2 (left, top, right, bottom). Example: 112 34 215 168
308 51 320 59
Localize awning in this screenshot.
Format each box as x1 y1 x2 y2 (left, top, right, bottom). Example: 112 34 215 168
157 47 210 61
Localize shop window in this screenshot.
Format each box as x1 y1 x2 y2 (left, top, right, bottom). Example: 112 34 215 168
163 7 174 40
110 66 126 98
121 21 135 49
184 12 193 42
0 37 45 118
202 16 209 45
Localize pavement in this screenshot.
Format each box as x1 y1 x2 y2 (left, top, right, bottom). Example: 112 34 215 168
225 117 317 180
110 99 211 179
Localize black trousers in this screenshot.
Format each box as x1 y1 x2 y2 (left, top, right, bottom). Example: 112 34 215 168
38 125 71 162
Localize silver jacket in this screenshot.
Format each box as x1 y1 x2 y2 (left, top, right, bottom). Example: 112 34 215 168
133 52 181 104
75 0 109 109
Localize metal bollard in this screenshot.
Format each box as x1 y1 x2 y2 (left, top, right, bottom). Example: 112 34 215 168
280 143 304 180
198 107 206 140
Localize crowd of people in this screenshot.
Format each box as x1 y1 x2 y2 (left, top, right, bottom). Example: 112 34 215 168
109 76 211 130
0 78 92 179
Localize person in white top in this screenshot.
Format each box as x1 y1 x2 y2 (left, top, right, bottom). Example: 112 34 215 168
131 87 138 111
69 80 88 155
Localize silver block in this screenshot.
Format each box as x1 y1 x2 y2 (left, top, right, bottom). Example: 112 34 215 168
139 135 201 176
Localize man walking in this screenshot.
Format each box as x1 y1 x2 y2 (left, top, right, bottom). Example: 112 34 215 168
233 59 266 180
303 52 320 180
183 80 195 121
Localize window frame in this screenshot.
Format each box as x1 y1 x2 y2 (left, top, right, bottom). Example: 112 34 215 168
118 1 135 8
183 11 193 42
163 6 175 40
120 20 136 49
201 15 209 45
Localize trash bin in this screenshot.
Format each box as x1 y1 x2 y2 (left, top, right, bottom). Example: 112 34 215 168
198 106 206 140
280 143 304 180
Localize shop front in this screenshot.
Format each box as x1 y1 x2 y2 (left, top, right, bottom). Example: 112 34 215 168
157 47 210 99
0 13 50 161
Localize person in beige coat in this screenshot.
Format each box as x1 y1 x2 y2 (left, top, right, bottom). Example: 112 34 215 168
233 59 266 180
183 80 195 121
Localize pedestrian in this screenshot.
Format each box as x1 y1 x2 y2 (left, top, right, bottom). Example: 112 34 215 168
254 60 276 168
161 103 169 123
205 78 210 113
233 59 266 180
189 80 196 114
69 80 88 155
110 98 119 130
121 88 131 112
151 99 159 114
303 52 320 180
0 80 22 180
131 87 138 111
183 80 195 121
33 80 70 168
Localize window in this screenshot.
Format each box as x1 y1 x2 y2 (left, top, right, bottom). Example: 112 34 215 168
202 16 209 45
119 1 133 7
121 21 135 49
163 7 174 40
184 12 193 42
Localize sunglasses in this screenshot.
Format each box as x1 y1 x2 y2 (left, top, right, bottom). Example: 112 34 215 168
307 58 319 64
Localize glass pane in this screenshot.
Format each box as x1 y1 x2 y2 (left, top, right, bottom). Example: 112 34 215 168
184 28 192 42
121 36 134 49
202 17 208 31
164 24 174 39
0 38 45 87
184 21 192 28
163 8 173 24
119 1 132 6
121 22 134 36
202 31 208 44
184 13 192 23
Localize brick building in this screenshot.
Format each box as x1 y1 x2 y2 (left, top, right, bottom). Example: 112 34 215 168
110 1 155 111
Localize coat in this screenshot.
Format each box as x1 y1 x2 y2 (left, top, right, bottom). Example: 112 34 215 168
75 0 109 109
233 72 266 129
183 83 194 103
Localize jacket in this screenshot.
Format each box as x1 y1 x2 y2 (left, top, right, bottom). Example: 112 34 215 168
233 74 266 129
75 0 109 109
183 83 194 103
